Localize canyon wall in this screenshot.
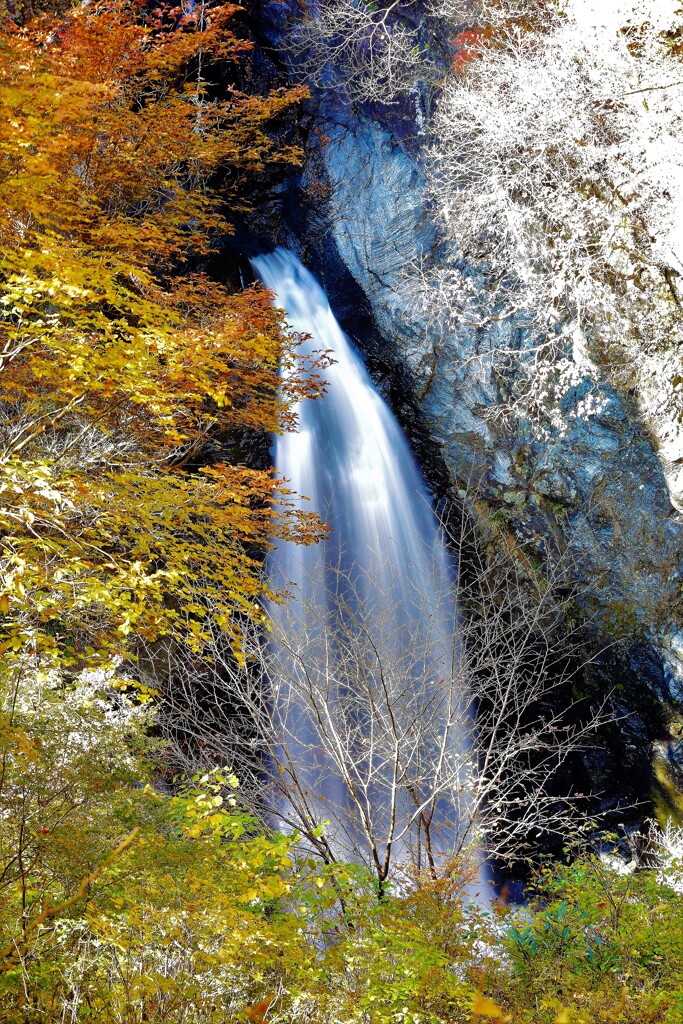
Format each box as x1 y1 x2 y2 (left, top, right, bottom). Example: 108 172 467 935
249 0 683 815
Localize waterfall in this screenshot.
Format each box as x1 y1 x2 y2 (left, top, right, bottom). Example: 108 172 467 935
252 248 476 883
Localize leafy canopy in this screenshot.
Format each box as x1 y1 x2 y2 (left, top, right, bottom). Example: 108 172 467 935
0 0 324 669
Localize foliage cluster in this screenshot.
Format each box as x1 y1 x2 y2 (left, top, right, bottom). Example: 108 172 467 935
0 0 325 677
4 664 683 1023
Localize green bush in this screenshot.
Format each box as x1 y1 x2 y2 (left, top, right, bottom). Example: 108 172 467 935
4 662 683 1023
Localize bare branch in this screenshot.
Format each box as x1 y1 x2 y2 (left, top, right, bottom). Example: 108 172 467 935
149 490 619 886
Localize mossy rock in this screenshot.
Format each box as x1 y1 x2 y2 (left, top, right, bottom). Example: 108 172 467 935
653 743 683 826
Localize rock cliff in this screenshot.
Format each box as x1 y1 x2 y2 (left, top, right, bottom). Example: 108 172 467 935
249 0 683 816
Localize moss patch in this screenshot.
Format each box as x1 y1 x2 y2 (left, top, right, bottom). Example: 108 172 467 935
653 746 683 826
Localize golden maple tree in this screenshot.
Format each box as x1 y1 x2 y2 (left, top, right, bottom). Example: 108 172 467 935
0 0 324 666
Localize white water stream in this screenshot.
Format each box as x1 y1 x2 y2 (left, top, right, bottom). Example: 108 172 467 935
252 249 476 882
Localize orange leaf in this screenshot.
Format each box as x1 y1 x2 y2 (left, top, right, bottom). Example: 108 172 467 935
244 993 276 1024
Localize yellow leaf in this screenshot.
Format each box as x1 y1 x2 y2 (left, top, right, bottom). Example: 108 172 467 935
472 990 509 1021
555 1011 571 1024
238 888 258 903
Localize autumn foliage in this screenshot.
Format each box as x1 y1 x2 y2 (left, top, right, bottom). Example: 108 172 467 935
451 27 489 75
0 0 323 668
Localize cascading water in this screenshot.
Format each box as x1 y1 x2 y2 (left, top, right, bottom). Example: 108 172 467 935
252 248 477 883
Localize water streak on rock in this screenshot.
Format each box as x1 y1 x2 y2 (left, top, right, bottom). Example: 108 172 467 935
252 248 473 874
